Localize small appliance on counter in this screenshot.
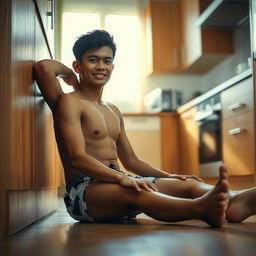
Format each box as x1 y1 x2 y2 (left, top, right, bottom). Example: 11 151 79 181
144 88 182 113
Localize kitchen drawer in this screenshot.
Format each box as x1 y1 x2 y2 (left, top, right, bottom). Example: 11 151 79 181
222 111 255 175
221 76 253 120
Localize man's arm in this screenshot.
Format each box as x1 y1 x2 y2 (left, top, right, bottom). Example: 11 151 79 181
113 105 203 181
113 104 171 178
33 59 79 111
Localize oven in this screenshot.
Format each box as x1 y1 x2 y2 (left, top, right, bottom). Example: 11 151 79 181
195 94 223 177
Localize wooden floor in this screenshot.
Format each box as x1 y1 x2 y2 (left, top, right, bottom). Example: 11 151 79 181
1 199 256 256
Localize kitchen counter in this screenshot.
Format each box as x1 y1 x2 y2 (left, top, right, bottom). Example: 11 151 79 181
123 112 178 117
177 68 252 114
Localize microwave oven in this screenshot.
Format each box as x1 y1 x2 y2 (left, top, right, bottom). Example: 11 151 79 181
144 88 182 113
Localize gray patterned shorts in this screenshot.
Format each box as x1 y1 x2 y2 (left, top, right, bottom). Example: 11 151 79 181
64 169 162 223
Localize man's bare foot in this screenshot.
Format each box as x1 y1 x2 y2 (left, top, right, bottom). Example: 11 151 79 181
226 187 256 223
198 165 230 227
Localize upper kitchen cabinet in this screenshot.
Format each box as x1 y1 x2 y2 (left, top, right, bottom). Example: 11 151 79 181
197 0 249 28
145 0 183 74
181 0 233 72
145 0 234 74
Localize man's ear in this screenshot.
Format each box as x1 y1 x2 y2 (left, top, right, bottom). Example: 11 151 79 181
72 60 81 74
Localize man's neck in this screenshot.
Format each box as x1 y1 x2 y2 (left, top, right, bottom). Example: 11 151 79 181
74 84 103 104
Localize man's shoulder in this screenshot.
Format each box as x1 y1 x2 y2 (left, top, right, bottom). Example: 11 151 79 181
57 94 78 107
57 93 90 106
106 102 122 115
54 94 84 116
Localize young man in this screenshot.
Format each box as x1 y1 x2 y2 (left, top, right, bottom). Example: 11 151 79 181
34 30 256 227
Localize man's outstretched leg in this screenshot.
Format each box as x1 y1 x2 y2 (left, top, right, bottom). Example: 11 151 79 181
86 166 229 227
226 186 256 223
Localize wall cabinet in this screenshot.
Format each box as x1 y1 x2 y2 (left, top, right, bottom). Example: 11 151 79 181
145 0 233 74
0 0 61 236
123 113 179 173
221 76 255 175
178 107 199 175
145 0 182 74
181 0 233 73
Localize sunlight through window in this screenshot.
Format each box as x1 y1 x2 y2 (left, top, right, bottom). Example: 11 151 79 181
103 15 141 111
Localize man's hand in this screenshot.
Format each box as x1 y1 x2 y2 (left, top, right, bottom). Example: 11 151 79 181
166 174 204 182
119 176 158 192
59 71 79 89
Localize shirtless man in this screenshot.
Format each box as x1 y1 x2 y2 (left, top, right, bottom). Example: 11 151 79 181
33 29 256 227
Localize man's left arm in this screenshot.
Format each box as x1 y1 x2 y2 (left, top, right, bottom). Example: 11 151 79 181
113 106 202 181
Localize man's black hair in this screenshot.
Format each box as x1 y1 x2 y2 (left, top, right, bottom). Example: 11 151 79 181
72 30 117 62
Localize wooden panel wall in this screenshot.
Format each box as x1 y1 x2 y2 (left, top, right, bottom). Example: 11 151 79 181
0 0 12 236
10 0 35 189
0 0 63 236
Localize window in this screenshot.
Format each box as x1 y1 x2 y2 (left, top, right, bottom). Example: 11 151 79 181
61 11 142 112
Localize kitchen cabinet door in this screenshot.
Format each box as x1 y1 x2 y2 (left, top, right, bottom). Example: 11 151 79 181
222 112 255 175
221 76 255 175
122 114 179 173
180 0 201 69
145 0 182 74
123 116 162 171
178 107 199 175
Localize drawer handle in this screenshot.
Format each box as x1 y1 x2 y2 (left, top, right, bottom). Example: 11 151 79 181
227 102 245 111
228 128 244 135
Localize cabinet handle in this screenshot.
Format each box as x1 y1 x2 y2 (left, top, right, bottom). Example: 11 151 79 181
181 45 186 65
47 0 54 30
173 48 178 67
228 127 244 135
227 102 245 111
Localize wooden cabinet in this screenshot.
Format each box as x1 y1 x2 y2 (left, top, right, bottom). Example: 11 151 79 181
180 0 201 69
178 107 199 175
221 76 255 175
145 0 233 74
145 0 182 74
123 113 179 173
180 0 233 73
0 0 61 236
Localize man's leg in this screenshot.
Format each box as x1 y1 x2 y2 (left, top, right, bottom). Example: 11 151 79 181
85 167 229 227
155 177 212 199
226 187 256 222
155 165 256 223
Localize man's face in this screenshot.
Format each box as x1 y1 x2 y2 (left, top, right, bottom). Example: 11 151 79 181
74 46 114 88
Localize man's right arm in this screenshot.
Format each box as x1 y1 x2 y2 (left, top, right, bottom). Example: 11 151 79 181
33 59 78 112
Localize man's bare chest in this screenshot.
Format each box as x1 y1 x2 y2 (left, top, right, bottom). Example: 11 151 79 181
81 103 120 141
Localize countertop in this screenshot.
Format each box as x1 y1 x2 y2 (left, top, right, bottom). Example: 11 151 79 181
123 112 178 117
177 68 252 114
